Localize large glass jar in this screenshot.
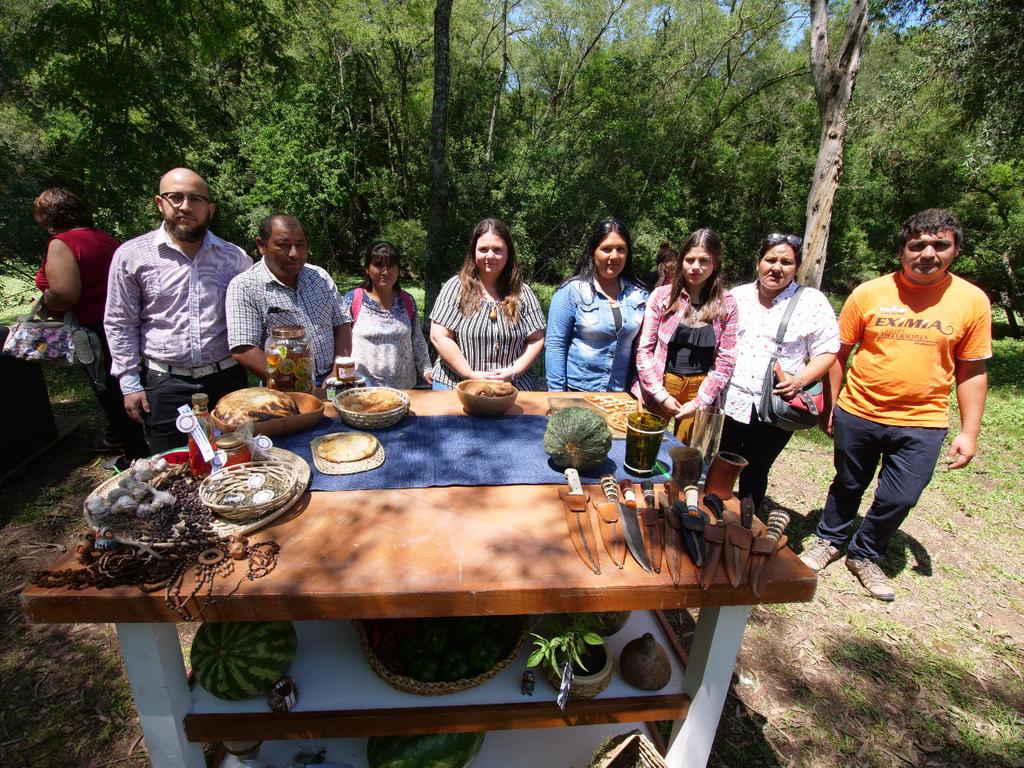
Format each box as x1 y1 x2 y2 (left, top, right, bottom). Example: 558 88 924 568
264 325 313 392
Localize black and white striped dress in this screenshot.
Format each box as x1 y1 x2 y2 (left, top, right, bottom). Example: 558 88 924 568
429 276 546 390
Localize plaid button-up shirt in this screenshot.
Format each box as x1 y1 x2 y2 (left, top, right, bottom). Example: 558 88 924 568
105 226 252 393
226 259 351 385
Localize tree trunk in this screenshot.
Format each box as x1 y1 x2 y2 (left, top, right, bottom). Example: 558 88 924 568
485 0 509 163
425 0 454 318
798 0 869 289
1000 249 1022 338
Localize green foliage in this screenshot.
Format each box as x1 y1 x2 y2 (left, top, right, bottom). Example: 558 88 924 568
528 613 605 678
1 0 1022 321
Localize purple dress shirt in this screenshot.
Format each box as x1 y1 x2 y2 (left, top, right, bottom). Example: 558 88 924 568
104 226 252 394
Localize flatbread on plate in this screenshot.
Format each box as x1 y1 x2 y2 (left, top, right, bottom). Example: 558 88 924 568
316 432 380 463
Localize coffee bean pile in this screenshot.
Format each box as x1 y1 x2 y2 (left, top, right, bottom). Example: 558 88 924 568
166 477 216 542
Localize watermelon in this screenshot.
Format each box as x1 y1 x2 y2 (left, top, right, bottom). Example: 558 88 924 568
191 621 297 701
367 733 485 768
544 407 612 470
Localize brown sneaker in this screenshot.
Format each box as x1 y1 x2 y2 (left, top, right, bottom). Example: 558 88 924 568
799 535 842 573
846 557 895 601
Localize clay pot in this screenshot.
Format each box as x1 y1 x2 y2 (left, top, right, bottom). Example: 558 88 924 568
593 610 631 637
619 632 671 691
543 641 613 700
704 451 748 500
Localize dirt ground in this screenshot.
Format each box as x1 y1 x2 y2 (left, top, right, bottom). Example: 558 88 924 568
1 428 1022 768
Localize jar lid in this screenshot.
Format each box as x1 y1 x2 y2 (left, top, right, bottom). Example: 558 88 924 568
270 325 305 339
335 356 354 366
191 392 209 408
217 435 243 449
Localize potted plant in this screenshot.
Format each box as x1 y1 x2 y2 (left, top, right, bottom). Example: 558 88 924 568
527 613 612 700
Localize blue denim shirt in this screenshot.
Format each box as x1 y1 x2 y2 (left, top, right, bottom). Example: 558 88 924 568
545 278 648 391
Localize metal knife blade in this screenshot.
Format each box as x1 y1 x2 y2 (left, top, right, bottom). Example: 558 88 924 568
600 474 652 573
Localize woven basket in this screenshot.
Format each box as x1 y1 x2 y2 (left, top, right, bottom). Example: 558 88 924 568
82 448 310 549
199 461 300 522
332 387 410 429
353 616 528 696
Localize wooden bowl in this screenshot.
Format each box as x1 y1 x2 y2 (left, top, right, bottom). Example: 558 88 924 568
213 391 324 437
456 380 518 417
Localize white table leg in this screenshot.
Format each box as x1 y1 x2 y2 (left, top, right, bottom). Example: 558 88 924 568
663 605 752 768
116 622 205 768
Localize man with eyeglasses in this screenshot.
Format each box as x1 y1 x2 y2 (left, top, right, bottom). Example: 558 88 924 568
801 209 991 601
105 168 251 452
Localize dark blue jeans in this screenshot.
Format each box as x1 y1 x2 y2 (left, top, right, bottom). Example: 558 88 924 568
819 406 947 561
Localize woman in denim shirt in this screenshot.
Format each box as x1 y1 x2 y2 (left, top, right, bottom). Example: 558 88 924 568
545 218 648 391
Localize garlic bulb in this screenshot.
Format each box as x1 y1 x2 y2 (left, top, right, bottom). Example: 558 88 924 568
150 490 176 510
86 496 111 519
130 484 151 502
151 457 169 473
106 487 130 503
111 495 139 515
136 503 154 519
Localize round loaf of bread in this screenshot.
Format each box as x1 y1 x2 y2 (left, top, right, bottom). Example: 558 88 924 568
213 387 299 426
316 432 379 463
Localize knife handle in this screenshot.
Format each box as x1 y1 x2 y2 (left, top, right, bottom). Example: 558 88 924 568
600 475 621 503
640 481 656 508
564 468 584 496
740 496 755 528
683 484 699 510
765 509 790 541
620 479 637 507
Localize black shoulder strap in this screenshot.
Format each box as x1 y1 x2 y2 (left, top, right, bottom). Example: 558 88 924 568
772 284 804 349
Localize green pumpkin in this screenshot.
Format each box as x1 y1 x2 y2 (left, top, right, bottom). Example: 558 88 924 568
544 407 612 470
367 732 485 768
190 620 297 701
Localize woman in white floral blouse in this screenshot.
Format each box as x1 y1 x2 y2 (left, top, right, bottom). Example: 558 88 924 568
719 232 840 509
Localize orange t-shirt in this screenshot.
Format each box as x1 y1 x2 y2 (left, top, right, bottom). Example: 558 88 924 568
837 272 991 427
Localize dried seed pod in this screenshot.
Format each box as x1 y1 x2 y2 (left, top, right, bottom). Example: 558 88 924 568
106 487 130 503
86 496 111 519
111 495 139 515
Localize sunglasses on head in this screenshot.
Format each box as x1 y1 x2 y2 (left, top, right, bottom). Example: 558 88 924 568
763 232 803 250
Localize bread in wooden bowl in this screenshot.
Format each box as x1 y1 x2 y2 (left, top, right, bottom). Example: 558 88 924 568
213 388 324 437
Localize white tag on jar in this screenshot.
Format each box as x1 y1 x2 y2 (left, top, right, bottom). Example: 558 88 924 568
176 405 215 462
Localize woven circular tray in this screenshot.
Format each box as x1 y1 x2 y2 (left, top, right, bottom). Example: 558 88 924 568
332 387 410 429
83 447 311 549
199 460 300 521
352 616 529 696
309 434 385 476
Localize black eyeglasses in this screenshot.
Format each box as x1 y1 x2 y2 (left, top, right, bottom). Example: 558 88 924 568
159 192 210 207
763 232 802 250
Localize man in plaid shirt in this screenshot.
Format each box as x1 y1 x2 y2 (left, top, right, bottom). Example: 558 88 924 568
226 213 351 386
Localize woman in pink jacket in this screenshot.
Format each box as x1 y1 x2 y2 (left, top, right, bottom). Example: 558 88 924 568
631 228 738 442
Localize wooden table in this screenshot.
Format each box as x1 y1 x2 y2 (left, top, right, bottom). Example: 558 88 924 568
21 391 816 768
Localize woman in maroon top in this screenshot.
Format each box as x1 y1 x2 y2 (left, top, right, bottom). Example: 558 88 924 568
34 188 148 465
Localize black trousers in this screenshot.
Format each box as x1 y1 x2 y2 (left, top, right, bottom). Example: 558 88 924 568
818 406 947 561
84 322 150 460
718 405 794 510
141 364 247 453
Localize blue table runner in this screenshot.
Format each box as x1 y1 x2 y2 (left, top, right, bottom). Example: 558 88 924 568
274 414 680 492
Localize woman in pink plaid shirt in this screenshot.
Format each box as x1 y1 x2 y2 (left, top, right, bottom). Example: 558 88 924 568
630 228 738 442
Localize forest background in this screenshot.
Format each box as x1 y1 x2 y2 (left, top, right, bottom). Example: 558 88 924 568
1 0 1022 324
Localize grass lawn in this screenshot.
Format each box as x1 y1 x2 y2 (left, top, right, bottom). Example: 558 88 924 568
1 274 1022 767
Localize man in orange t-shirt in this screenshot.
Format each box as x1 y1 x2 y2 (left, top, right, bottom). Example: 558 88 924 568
800 209 991 601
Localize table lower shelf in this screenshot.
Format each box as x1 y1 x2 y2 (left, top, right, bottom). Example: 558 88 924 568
185 611 689 743
218 722 659 768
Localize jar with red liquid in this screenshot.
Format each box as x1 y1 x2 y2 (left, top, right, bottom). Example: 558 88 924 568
188 393 217 478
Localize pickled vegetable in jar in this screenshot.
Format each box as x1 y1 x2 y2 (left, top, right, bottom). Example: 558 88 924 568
264 325 313 392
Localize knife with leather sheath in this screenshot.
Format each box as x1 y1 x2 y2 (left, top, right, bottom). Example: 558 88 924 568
600 475 652 573
749 509 790 598
559 469 600 575
660 490 683 587
594 496 626 569
640 481 663 574
700 492 727 590
724 496 755 587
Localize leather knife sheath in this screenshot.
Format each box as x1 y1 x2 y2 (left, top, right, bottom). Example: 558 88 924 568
662 496 683 587
700 522 726 589
724 522 753 587
641 505 663 574
558 488 601 575
750 534 788 598
595 501 626 569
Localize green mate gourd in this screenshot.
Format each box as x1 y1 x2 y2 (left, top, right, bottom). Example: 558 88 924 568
544 407 612 470
367 732 485 768
191 620 297 701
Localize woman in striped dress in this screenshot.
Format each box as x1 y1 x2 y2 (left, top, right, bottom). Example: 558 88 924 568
429 218 546 390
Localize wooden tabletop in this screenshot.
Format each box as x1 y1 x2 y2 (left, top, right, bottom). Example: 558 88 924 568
20 391 816 624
